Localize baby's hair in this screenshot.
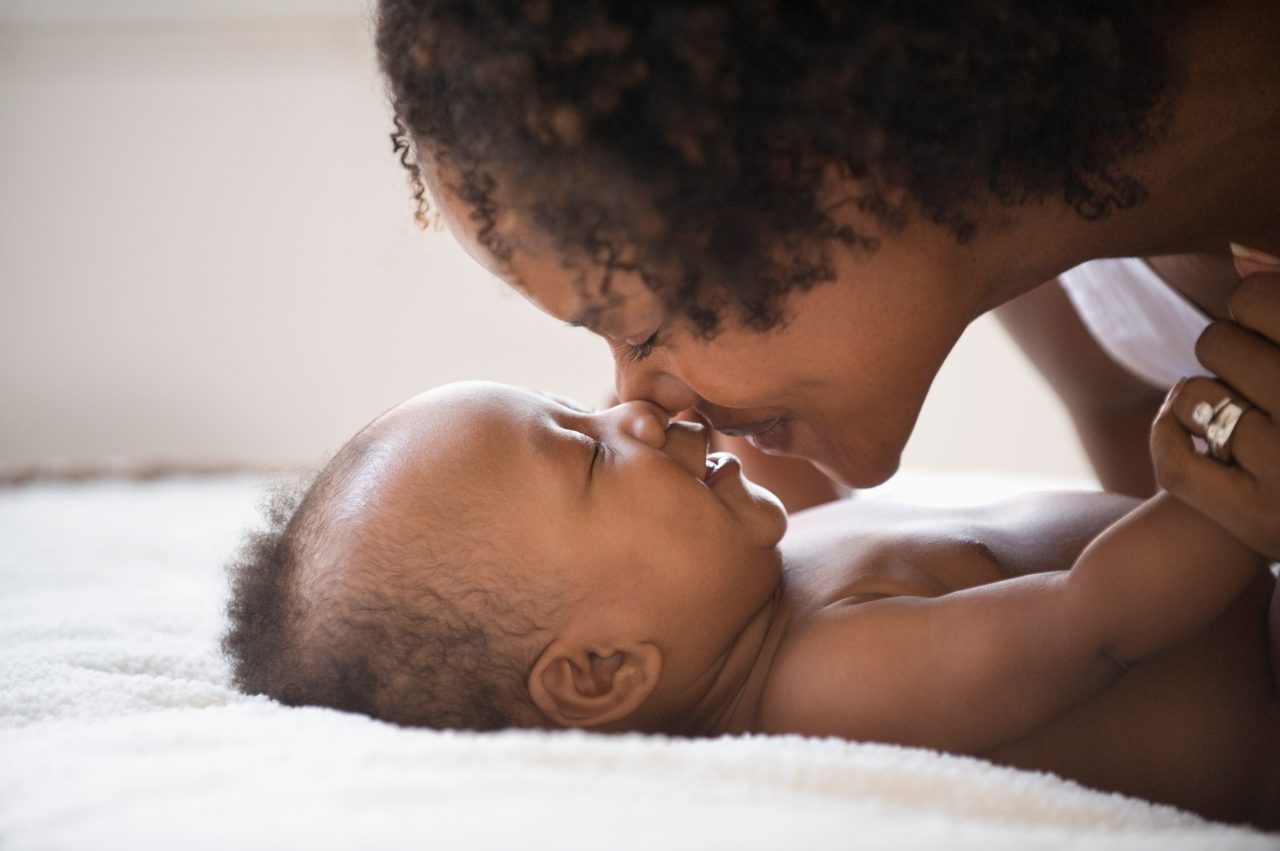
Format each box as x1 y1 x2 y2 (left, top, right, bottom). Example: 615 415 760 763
376 0 1186 334
222 430 541 731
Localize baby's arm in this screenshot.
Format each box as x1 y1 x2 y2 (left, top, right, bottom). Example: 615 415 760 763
758 492 1267 752
1056 493 1263 663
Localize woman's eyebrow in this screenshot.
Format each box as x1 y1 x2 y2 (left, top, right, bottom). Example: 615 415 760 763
564 293 630 334
564 306 603 330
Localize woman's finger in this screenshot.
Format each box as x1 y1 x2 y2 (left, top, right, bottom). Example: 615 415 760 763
1154 377 1280 558
1152 399 1249 499
1164 375 1275 469
1195 320 1280 414
1151 400 1260 525
1221 408 1279 475
1226 271 1280 342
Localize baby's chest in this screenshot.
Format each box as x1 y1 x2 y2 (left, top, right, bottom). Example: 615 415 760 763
782 522 1007 608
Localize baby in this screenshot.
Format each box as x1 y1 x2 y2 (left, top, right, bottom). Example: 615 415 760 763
223 382 1279 827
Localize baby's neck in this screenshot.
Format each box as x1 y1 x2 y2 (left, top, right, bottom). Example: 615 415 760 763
670 581 795 737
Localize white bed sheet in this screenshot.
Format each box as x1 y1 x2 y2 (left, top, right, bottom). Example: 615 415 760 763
1 472 1274 850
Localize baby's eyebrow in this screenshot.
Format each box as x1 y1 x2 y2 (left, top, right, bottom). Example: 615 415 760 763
524 409 594 494
536 390 592 413
526 412 561 458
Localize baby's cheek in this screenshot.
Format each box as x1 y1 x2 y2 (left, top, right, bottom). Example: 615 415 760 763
732 484 786 549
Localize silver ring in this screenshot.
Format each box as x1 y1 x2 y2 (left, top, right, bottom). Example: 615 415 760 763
1206 401 1249 463
1192 398 1230 429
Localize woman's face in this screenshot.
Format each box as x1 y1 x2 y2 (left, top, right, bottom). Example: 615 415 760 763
429 172 998 488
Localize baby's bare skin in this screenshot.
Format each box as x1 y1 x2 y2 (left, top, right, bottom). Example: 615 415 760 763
720 493 1277 826
301 385 1276 828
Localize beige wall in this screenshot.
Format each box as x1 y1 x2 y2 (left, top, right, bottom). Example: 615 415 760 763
0 7 1093 481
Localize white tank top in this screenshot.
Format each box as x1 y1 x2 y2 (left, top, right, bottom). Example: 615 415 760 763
1057 257 1213 389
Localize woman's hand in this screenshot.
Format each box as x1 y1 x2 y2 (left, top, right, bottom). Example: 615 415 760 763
1151 270 1280 559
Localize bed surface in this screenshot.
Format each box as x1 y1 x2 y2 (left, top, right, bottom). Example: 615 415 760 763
1 473 1274 850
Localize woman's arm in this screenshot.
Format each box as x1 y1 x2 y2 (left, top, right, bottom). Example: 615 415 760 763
995 279 1166 497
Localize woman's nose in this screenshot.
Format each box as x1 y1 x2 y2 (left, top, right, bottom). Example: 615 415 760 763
615 356 698 415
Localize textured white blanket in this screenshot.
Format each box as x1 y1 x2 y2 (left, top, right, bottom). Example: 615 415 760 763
0 475 1274 850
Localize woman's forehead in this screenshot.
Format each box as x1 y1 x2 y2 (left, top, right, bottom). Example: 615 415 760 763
562 289 642 334
426 157 671 335
537 269 669 339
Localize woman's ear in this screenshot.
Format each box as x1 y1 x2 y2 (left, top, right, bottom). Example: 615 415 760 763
527 639 662 729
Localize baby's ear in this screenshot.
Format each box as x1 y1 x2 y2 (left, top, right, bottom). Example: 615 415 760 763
528 640 662 729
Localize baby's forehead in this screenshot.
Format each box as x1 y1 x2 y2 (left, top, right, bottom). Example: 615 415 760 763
319 392 522 545
356 384 561 560
384 382 550 454
362 382 565 508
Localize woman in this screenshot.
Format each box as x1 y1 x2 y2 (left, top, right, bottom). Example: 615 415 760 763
375 0 1280 557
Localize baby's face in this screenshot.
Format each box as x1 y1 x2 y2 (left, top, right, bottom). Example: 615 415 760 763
368 382 788 677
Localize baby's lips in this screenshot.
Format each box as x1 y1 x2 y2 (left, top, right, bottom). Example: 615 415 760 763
1229 242 1280 278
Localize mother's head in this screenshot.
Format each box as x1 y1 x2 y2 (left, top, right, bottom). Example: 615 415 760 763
375 0 1186 486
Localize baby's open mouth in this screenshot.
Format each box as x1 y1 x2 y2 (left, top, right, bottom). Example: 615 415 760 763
702 452 735 486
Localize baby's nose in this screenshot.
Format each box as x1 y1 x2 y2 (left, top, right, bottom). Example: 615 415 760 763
619 400 709 448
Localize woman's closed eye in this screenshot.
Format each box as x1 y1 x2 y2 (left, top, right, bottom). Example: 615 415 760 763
619 330 661 363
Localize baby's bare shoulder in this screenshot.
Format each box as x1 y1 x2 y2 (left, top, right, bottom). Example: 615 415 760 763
753 597 931 742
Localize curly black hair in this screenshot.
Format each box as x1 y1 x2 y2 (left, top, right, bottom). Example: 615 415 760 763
222 438 538 731
376 0 1187 332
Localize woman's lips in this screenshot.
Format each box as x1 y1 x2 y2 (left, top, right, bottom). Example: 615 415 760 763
721 417 788 455
744 419 792 453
